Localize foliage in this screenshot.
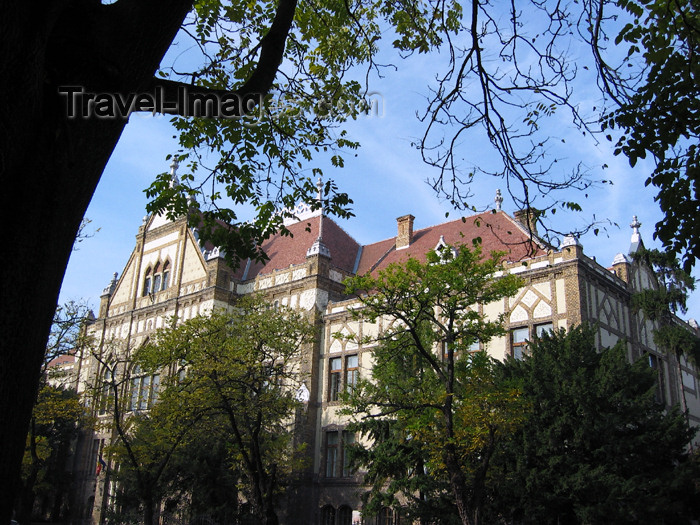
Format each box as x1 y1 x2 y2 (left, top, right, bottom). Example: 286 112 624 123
138 296 314 525
631 247 700 421
159 413 243 523
602 0 700 269
342 245 524 525
104 377 207 525
491 325 699 524
17 385 85 524
44 300 92 376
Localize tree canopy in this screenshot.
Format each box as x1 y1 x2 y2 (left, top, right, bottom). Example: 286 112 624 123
342 245 523 525
491 325 699 524
132 297 314 525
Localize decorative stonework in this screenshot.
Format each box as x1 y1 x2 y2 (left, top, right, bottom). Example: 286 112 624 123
275 272 290 285
533 301 552 318
293 268 308 281
510 305 528 323
521 290 539 308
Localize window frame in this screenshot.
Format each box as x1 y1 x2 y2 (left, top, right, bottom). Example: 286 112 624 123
329 357 342 402
511 322 554 359
328 353 359 402
129 365 161 411
326 431 339 478
142 259 172 297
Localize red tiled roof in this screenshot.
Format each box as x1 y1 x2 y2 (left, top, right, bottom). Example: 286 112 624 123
245 216 361 279
237 210 546 281
356 211 546 275
47 354 75 367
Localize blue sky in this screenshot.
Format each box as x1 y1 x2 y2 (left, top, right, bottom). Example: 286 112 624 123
58 29 699 323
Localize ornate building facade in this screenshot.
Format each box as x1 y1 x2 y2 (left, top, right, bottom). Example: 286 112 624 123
71 182 700 525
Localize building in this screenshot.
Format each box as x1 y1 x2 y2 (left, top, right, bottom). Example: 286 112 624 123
71 174 700 525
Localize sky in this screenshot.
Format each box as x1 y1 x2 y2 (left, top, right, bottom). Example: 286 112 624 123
58 23 699 323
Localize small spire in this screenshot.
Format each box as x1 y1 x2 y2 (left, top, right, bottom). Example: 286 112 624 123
561 234 582 248
494 189 503 211
630 215 641 236
629 215 643 253
306 177 331 259
169 157 180 188
102 272 118 295
316 177 324 241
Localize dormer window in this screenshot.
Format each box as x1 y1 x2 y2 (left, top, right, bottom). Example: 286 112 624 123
434 236 458 261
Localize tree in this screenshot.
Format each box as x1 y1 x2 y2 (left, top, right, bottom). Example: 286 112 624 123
44 300 93 376
139 297 314 525
89 337 205 525
632 248 700 428
0 2 356 517
16 384 86 525
601 0 700 270
342 245 524 525
491 325 699 524
13 300 93 524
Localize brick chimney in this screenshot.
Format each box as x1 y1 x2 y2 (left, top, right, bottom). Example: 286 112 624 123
514 209 540 236
396 215 415 250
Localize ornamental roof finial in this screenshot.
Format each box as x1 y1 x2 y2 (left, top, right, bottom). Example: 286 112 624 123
494 189 503 211
169 157 179 188
630 215 641 236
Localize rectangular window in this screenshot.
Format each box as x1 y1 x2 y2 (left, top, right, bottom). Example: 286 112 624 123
139 375 151 410
326 431 339 477
130 377 140 411
511 327 529 360
346 355 359 393
329 357 342 401
649 354 666 403
343 431 355 477
682 369 695 390
535 322 554 337
149 374 160 405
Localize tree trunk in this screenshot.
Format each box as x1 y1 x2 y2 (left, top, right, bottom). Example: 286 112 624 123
143 495 156 525
0 3 192 523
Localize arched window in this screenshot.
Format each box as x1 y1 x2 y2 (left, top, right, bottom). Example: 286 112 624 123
321 505 336 525
161 261 170 290
142 268 152 296
337 506 352 525
153 262 162 293
142 260 171 297
129 365 160 411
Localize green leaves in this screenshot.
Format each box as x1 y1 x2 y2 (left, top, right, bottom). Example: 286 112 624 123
131 296 313 522
492 325 699 524
609 0 700 269
342 244 524 523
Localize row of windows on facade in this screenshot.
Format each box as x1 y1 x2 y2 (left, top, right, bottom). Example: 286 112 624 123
325 324 556 404
321 504 398 525
142 261 171 296
98 367 161 415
